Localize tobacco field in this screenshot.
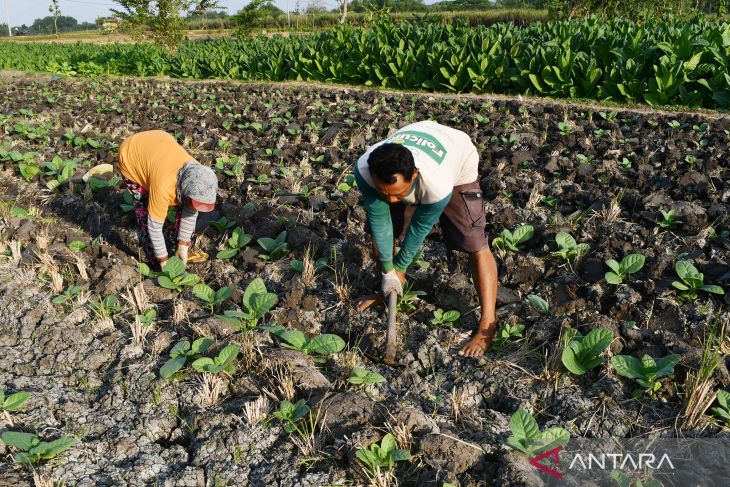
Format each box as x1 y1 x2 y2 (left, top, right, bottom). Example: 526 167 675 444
0 72 728 486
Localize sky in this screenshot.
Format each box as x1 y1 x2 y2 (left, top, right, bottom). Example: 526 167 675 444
5 0 359 27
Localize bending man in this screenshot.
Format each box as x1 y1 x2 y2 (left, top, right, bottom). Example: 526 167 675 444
354 121 499 357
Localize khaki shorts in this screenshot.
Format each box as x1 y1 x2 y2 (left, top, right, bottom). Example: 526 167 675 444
365 179 489 254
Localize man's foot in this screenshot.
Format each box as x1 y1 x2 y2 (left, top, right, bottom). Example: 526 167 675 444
458 325 497 358
354 293 385 312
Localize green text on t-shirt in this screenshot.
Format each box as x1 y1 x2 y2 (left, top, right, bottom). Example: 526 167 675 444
387 130 448 164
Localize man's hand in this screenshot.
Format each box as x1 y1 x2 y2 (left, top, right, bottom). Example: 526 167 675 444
176 241 190 266
382 270 404 297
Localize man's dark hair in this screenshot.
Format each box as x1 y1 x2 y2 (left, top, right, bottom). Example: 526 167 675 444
367 143 415 184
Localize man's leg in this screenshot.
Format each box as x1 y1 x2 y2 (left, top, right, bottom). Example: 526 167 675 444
459 246 498 357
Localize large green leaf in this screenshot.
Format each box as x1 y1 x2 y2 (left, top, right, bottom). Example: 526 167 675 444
555 232 576 249
1 431 38 451
279 330 308 351
509 410 540 441
160 356 187 379
620 254 645 274
243 277 268 309
193 283 215 303
2 391 30 411
611 355 644 379
157 275 177 290
162 256 185 278
308 334 346 356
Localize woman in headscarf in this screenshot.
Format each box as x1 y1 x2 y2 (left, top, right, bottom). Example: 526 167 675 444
117 130 218 268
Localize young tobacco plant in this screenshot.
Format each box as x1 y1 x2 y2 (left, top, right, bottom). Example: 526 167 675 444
492 323 525 350
209 216 236 233
355 433 411 480
492 225 534 252
0 389 30 424
551 232 590 261
160 337 214 379
506 410 570 457
672 260 725 300
217 277 278 331
561 328 614 375
657 209 682 230
52 285 82 305
0 431 76 464
611 353 681 398
193 284 232 315
349 367 385 387
397 281 426 313
191 344 240 374
257 231 289 261
157 257 200 291
271 399 310 433
710 390 730 427
430 308 460 328
88 295 123 321
216 227 252 259
266 326 345 362
604 254 645 285
527 294 550 315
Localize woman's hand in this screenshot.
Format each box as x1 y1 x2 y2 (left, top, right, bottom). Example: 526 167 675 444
176 240 191 265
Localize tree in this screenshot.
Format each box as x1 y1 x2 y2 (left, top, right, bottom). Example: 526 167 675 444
29 15 79 35
49 0 61 37
232 0 274 36
111 0 221 49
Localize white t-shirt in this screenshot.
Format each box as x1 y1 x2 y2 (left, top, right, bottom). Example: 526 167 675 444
356 120 479 204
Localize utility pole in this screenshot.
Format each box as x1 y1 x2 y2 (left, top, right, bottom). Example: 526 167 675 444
286 0 290 28
4 0 11 37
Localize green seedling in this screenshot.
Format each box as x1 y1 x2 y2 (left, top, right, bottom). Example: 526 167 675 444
216 227 252 259
266 327 345 362
506 410 570 457
191 343 240 374
88 176 120 192
193 284 232 315
257 231 289 261
160 337 214 379
271 399 309 434
551 232 590 261
247 174 269 185
337 174 356 193
0 390 30 425
136 308 157 328
397 281 426 313
297 184 323 198
604 254 645 285
52 285 82 305
355 433 411 481
557 122 573 136
88 295 123 321
684 154 702 170
710 390 730 427
667 120 681 129
611 353 681 398
527 294 550 315
492 225 534 252
672 260 725 300
349 367 386 387
658 209 682 229
412 247 430 269
157 257 200 291
618 157 632 170
291 257 328 273
541 195 557 207
561 328 614 375
492 323 525 350
209 216 236 232
0 431 76 464
430 309 460 328
120 190 135 213
218 277 278 331
576 153 597 164
68 240 87 252
19 160 40 181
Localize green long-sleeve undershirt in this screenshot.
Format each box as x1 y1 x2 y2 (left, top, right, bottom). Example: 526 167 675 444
355 166 451 273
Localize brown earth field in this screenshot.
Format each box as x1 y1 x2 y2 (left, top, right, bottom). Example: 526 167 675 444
0 73 728 487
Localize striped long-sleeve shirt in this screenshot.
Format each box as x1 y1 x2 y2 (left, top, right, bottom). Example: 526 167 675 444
147 206 198 260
